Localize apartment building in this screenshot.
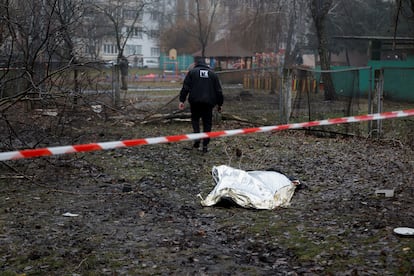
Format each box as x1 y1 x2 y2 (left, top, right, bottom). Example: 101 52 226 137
96 0 175 67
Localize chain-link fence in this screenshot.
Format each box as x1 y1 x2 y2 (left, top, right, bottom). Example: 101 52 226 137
370 66 414 144
217 65 414 145
289 67 372 137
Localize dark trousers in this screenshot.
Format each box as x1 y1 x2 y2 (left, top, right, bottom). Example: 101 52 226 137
190 103 213 146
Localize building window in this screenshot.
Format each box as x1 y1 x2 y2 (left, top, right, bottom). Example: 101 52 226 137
125 45 142 56
124 9 142 21
151 47 160 57
86 45 96 55
149 29 159 39
126 27 143 38
103 44 118 54
136 27 143 38
150 11 160 21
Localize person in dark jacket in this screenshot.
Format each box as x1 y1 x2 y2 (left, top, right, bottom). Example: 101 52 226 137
179 57 223 153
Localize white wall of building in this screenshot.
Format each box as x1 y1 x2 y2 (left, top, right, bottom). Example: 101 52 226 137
99 1 167 67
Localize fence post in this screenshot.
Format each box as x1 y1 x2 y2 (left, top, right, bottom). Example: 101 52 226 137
373 68 384 137
367 67 373 135
279 68 292 124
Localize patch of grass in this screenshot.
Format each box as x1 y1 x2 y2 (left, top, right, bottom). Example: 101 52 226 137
393 242 414 275
298 221 414 273
239 212 413 273
83 151 156 182
2 254 67 275
0 272 19 276
74 252 127 274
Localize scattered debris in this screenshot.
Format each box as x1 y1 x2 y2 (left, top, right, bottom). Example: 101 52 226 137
62 212 79 217
375 189 395 197
34 109 58 116
91 104 103 113
141 112 257 125
393 227 414 237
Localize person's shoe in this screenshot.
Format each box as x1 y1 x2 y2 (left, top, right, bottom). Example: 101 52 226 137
193 142 200 149
202 146 208 153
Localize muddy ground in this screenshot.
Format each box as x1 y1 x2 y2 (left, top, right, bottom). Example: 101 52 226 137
0 88 413 275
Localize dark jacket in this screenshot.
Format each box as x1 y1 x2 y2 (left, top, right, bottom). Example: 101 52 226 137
179 63 223 107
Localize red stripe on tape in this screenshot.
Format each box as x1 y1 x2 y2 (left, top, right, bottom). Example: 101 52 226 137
123 139 149 147
328 117 351 124
242 128 262 134
166 134 189 142
73 144 103 152
20 148 52 158
275 124 291 130
304 121 322 127
207 131 228 138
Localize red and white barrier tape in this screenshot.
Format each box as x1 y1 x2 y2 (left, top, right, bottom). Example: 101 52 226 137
1 109 413 161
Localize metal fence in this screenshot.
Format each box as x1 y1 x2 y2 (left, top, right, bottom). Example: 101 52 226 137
216 66 414 145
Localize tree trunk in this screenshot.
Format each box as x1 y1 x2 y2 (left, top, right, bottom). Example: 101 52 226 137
318 45 336 100
284 10 296 67
114 65 121 108
311 0 336 101
73 68 79 105
119 57 129 91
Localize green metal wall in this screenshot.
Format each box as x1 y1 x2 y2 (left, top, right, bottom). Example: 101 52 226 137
318 58 414 102
368 58 414 101
314 66 370 98
331 66 367 98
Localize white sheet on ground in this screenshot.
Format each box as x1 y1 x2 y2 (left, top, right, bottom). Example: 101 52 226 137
200 165 297 210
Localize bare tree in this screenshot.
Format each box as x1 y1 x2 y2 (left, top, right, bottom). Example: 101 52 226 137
310 0 336 101
0 0 58 108
51 0 88 104
224 0 286 53
93 0 153 107
194 0 219 58
0 0 7 46
396 0 414 15
160 19 200 54
394 0 414 39
159 0 219 56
